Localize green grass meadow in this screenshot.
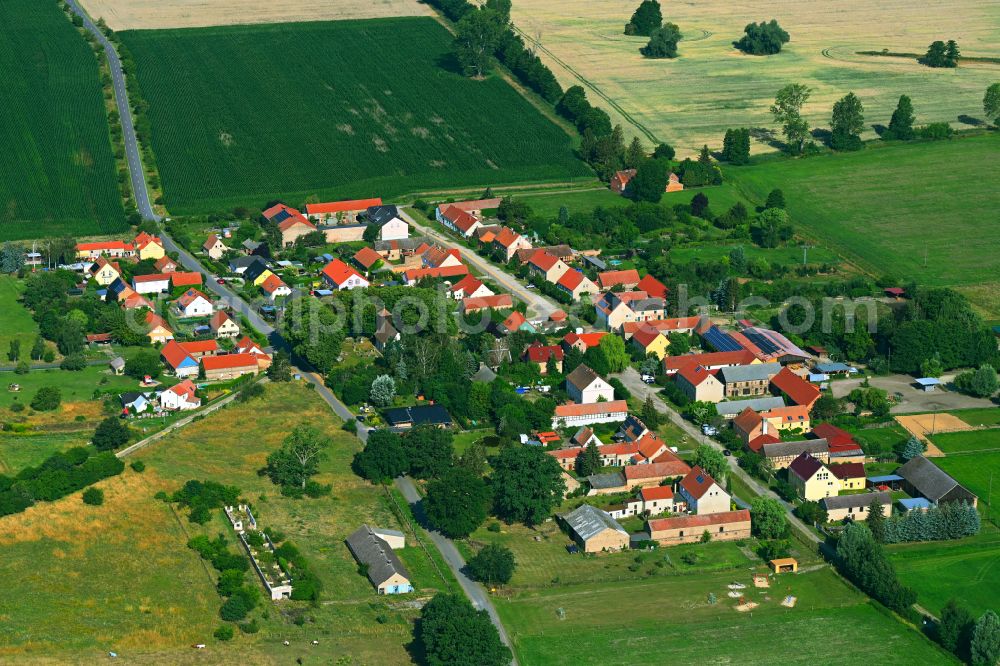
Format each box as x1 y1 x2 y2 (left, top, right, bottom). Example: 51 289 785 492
0 276 39 361
935 450 1000 522
495 568 953 664
0 0 126 240
726 135 1000 292
951 408 1000 428
120 18 591 214
932 429 1000 454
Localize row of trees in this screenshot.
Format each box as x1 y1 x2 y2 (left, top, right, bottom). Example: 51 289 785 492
835 522 917 613
0 447 125 517
936 599 1000 665
874 500 980 544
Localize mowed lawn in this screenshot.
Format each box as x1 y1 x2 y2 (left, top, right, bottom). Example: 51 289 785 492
120 18 591 214
510 0 1000 155
935 450 1000 522
890 528 1000 618
0 383 454 662
0 365 137 410
0 276 39 361
952 408 1000 428
727 135 1000 295
932 428 1000 454
495 568 953 664
0 0 126 240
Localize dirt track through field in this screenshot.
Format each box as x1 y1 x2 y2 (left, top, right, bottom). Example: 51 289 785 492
76 0 432 30
895 413 975 456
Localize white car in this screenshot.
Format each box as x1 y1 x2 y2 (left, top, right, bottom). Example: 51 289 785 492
701 424 719 436
641 374 655 384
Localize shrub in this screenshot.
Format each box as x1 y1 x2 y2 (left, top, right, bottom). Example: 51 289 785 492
213 625 234 641
82 487 104 506
30 386 61 411
130 460 146 473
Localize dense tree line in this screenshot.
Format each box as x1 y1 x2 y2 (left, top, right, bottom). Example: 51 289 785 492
880 501 980 544
416 593 511 666
923 40 960 68
0 448 124 517
835 522 916 613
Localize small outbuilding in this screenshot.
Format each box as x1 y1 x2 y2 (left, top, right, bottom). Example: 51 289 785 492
914 377 940 392
770 558 798 574
345 525 413 595
560 504 629 553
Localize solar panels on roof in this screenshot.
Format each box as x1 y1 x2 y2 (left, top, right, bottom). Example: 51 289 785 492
703 326 743 352
272 209 292 223
743 329 781 356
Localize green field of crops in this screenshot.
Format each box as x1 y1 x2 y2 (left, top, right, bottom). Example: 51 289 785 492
726 135 1000 294
119 18 591 215
0 0 126 241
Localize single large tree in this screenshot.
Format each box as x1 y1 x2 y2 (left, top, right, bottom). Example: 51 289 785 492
693 445 727 483
884 95 916 140
405 425 455 479
490 445 565 525
266 425 330 490
369 374 396 407
972 610 1000 666
770 84 811 153
939 599 976 659
624 0 662 36
640 23 681 59
721 128 751 164
92 416 131 451
576 441 602 477
750 497 787 539
467 543 516 586
417 593 512 666
627 158 670 203
425 467 491 538
733 20 790 55
598 333 630 373
984 83 1000 127
0 242 24 274
830 92 865 150
867 496 886 543
352 430 409 482
454 9 504 78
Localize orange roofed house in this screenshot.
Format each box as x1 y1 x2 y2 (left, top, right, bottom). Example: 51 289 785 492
263 203 317 247
648 510 751 546
305 198 382 225
201 353 263 381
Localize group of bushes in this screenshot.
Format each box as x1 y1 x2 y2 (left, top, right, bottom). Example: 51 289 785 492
187 533 260 630
170 479 240 524
0 447 124 517
879 501 980 544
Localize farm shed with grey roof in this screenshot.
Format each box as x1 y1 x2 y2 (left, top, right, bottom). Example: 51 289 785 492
560 504 629 553
345 525 413 594
897 456 978 506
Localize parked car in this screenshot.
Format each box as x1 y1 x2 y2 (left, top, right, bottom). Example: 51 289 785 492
722 449 732 457
641 374 655 384
217 278 226 284
526 283 536 290
701 424 719 436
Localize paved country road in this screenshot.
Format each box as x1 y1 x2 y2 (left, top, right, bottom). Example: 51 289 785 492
616 367 822 546
65 0 160 223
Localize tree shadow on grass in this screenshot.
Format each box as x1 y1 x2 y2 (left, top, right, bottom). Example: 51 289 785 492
749 127 785 152
811 128 832 147
957 114 985 127
871 123 887 137
435 51 464 76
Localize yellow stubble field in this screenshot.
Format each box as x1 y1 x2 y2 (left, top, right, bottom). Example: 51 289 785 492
510 0 1000 155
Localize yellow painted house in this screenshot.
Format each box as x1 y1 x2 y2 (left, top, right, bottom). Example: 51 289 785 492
90 258 122 286
788 453 840 501
631 327 670 360
244 261 275 287
831 463 866 491
134 232 166 260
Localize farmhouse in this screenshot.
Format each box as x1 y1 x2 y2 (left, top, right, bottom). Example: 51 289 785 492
178 339 218 359
662 349 758 375
90 257 122 286
75 240 135 260
597 269 640 291
263 203 316 247
526 249 572 284
560 504 629 553
160 340 199 378
345 525 413 595
322 259 370 290
444 197 501 216
159 379 201 411
677 466 731 514
447 274 491 300
556 269 599 301
173 288 213 318
623 456 691 489
133 232 165 260
202 234 229 260
422 245 463 269
437 204 483 237
552 400 629 428
648 510 751 546
461 294 513 314
762 439 830 470
210 310 240 338
132 273 170 294
365 205 409 241
566 364 614 403
636 274 669 300
675 364 724 403
491 227 532 261
897 456 978 507
822 492 892 522
306 198 382 224
788 453 839 501
719 363 781 398
770 367 821 409
201 353 261 381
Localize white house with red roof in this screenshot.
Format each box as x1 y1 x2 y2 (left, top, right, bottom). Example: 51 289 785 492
322 259 369 290
437 205 483 237
490 227 532 261
132 273 171 295
552 400 629 428
159 379 201 411
210 310 240 338
556 269 598 301
422 245 463 269
448 274 493 300
677 466 730 515
173 288 213 318
260 274 292 301
675 364 725 403
526 250 571 284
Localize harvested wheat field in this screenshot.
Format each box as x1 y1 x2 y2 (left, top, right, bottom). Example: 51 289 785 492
77 0 432 30
511 0 1000 154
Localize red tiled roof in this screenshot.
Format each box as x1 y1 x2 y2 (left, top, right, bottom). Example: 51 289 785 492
528 250 561 272
165 379 198 401
145 311 171 331
598 441 640 456
154 256 177 273
447 198 501 212
260 273 288 294
554 400 629 418
636 432 666 460
176 288 210 308
830 462 866 480
178 340 218 355
557 269 586 291
404 264 468 282
202 234 222 251
86 333 112 343
210 310 234 330
160 340 195 370
733 407 764 435
170 271 203 286
462 294 513 312
133 273 170 284
597 269 640 289
306 199 382 215
353 246 382 269
525 343 564 363
501 310 527 332
622 317 701 336
632 325 664 349
563 331 607 349
77 241 133 252
236 336 266 356
663 350 757 373
323 259 366 286
201 353 259 371
624 458 691 481
649 509 750 532
771 367 821 407
680 466 718 500
766 405 810 424
676 364 716 387
636 274 668 299
748 434 780 452
811 423 858 452
549 309 567 321
493 227 521 248
449 274 484 296
640 485 675 501
441 205 481 233
547 447 583 461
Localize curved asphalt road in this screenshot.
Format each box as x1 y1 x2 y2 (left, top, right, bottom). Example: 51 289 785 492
76 10 514 654
66 0 160 222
